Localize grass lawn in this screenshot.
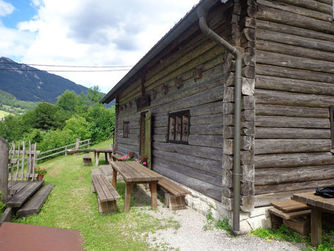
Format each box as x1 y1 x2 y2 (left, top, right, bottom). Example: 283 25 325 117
15 140 176 250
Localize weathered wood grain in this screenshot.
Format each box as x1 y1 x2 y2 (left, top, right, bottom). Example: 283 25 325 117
257 19 334 42
255 139 331 154
258 0 332 21
154 158 222 187
152 142 222 161
255 127 330 139
153 164 222 201
153 149 222 176
257 5 334 35
256 165 334 185
255 89 334 108
255 152 334 168
256 64 334 83
255 116 330 129
256 104 329 118
256 178 334 194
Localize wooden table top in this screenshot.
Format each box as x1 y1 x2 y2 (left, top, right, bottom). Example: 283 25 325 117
110 161 162 183
94 148 113 153
292 192 334 212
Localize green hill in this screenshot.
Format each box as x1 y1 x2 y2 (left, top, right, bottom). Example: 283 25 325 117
0 90 37 116
0 57 88 103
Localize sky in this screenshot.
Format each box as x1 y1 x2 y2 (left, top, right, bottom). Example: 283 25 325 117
0 0 199 93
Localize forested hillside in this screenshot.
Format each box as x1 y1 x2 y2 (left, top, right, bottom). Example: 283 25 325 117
0 57 88 103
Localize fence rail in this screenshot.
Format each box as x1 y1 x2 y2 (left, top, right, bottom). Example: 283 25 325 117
37 138 90 162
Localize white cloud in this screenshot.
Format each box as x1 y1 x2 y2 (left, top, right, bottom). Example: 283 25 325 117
11 0 200 93
0 0 14 17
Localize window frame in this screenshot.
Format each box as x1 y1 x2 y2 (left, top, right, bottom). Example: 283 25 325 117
123 121 129 138
167 110 190 144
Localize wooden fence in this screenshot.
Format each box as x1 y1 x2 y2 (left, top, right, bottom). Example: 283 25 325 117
8 141 40 181
37 138 91 162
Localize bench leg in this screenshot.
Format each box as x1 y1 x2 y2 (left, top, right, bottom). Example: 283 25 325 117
165 193 186 210
92 182 96 193
124 183 132 212
311 207 322 247
98 199 118 214
150 182 158 210
112 169 117 189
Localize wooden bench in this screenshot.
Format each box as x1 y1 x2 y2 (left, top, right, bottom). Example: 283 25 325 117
269 200 311 236
83 155 92 166
158 177 191 210
91 174 120 213
111 153 123 161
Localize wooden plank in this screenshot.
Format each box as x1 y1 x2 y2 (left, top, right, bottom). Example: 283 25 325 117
153 164 222 201
256 179 334 194
269 207 311 220
255 139 331 154
258 0 332 21
255 152 334 168
256 64 334 84
272 200 309 213
257 19 334 43
17 184 55 217
7 181 44 208
0 138 8 201
255 116 330 129
257 5 334 35
255 165 334 185
257 50 334 74
255 127 330 139
0 208 13 224
256 75 334 96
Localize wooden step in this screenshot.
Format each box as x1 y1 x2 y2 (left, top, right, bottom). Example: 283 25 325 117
7 181 44 208
0 208 13 225
269 207 311 220
17 184 54 218
272 200 309 213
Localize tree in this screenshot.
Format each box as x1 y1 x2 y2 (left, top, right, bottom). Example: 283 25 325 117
56 90 80 112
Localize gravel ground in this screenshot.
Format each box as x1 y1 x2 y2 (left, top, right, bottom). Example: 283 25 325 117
146 204 306 251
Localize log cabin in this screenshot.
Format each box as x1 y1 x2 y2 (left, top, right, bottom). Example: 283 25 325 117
102 0 334 233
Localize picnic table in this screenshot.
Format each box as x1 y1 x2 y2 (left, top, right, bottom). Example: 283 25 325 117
292 192 334 246
110 161 162 211
93 148 113 166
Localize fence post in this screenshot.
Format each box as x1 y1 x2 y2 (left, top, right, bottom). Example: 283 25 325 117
75 138 80 150
88 139 90 148
65 146 67 156
0 137 8 202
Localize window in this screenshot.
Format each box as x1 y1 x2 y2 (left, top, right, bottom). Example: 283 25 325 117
167 110 190 144
123 121 129 138
330 106 334 148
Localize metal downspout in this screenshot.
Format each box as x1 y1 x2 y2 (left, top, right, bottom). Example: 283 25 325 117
197 3 243 234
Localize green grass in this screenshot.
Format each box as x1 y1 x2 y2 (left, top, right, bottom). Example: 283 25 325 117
14 139 176 250
252 226 334 251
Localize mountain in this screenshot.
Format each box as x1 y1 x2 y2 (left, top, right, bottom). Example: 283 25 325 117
0 57 88 103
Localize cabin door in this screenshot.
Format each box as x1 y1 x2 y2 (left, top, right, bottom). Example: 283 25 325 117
140 111 152 169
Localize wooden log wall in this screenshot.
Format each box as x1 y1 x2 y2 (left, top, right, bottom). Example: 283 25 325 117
254 0 334 207
116 4 235 202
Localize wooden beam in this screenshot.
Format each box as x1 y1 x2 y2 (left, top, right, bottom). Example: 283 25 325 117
0 138 8 202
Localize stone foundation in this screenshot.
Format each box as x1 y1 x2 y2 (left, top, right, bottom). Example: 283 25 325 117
183 185 272 234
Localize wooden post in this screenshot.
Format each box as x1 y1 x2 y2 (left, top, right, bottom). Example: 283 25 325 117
88 139 90 148
311 207 322 247
65 146 67 156
75 138 80 151
150 181 158 210
0 137 8 202
124 182 132 212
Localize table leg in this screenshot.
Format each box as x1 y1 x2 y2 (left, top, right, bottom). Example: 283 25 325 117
124 182 132 212
104 153 108 163
150 182 158 210
311 207 322 247
112 168 117 189
96 153 100 166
